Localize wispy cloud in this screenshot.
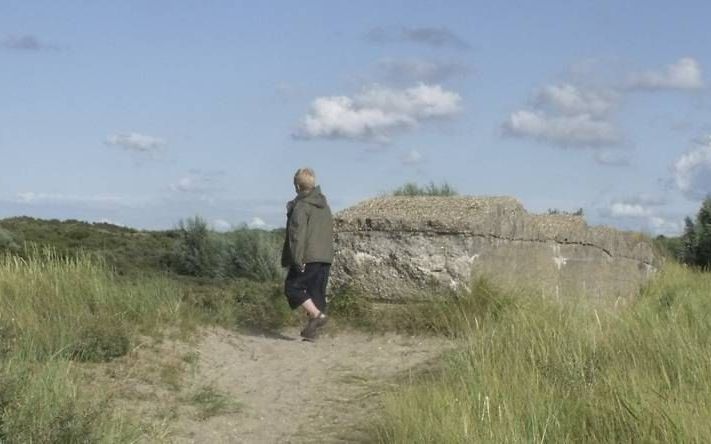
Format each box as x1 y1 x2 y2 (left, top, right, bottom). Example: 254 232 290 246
673 136 711 200
13 192 147 208
598 194 680 235
365 26 470 50
211 218 232 232
626 57 704 91
401 149 423 166
375 58 469 84
169 170 225 194
105 132 166 152
594 150 631 166
294 83 462 143
247 216 269 229
1 34 56 51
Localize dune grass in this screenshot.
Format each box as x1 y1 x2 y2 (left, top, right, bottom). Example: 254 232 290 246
0 249 193 441
0 246 299 441
371 263 711 443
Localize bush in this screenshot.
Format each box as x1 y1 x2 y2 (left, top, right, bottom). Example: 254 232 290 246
222 228 283 281
547 208 584 216
0 227 18 253
392 182 458 197
169 218 284 281
171 217 225 278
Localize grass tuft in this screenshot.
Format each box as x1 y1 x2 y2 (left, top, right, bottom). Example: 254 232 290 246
187 386 241 420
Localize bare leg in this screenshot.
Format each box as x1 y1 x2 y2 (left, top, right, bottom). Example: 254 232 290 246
300 297 328 340
300 298 321 318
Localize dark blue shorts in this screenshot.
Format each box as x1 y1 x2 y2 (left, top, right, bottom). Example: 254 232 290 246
284 262 331 311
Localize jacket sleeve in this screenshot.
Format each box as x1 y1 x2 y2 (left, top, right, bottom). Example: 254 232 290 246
288 203 308 266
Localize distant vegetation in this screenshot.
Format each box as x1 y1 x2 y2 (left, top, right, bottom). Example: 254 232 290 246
0 215 284 281
652 197 711 268
0 216 178 275
392 181 458 197
679 196 711 268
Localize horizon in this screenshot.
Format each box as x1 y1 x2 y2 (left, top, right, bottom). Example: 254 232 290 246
2 1 711 235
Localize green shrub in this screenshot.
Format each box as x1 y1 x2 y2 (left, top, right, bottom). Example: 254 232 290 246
223 228 283 281
392 181 458 197
171 217 225 278
169 218 284 281
0 227 18 253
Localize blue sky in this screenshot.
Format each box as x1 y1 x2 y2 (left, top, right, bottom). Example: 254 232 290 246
2 0 711 234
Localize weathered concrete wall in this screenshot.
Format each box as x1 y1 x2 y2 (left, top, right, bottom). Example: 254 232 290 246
331 196 660 300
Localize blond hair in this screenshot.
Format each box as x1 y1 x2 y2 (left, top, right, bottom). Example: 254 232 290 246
294 167 316 191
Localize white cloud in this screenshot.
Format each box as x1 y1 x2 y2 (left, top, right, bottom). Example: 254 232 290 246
504 57 705 153
105 132 166 152
376 58 469 84
503 110 621 148
247 216 268 229
169 170 224 194
14 192 143 208
649 216 683 235
401 149 423 166
535 83 617 117
504 81 622 149
673 138 711 199
626 57 704 91
598 196 681 235
608 202 652 218
212 219 232 232
294 84 462 143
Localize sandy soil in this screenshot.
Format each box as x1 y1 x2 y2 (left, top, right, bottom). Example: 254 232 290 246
164 326 449 443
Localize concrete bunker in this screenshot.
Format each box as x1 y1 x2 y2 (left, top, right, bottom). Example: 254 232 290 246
330 196 660 301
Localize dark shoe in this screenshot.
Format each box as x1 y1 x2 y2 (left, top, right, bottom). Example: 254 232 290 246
300 314 328 340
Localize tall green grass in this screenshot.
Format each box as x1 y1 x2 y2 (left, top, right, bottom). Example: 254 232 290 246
0 249 185 361
372 263 711 443
0 249 189 441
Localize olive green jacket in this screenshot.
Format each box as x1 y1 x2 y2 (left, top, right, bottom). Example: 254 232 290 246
281 186 334 267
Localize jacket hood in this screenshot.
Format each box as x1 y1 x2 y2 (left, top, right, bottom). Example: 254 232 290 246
298 186 328 208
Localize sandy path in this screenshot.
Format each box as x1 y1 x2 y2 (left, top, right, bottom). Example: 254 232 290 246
169 327 449 444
